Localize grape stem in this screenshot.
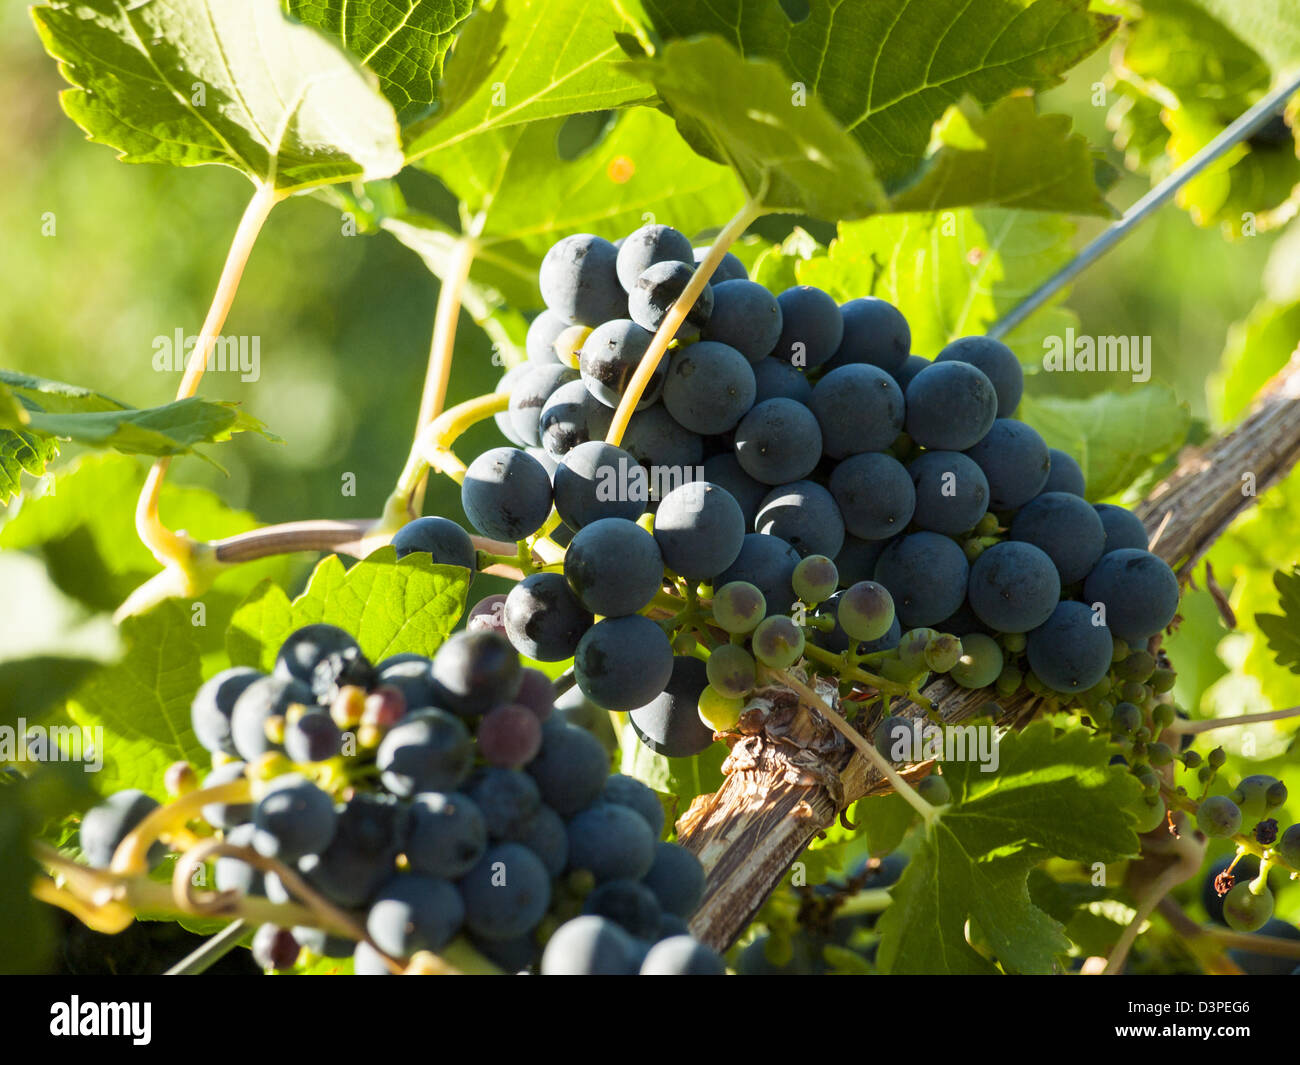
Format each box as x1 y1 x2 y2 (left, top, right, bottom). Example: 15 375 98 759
762 665 938 825
1100 857 1198 976
1164 704 1300 734
1160 785 1300 878
604 196 765 445
109 779 252 876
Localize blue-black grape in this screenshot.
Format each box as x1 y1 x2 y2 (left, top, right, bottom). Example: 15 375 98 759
526 309 568 363
540 234 626 326
1082 548 1179 643
964 418 1051 511
391 516 477 578
701 453 767 528
1094 503 1149 553
565 517 664 616
907 451 989 535
579 319 663 410
407 791 487 879
904 361 998 451
541 915 638 975
1009 491 1105 584
79 789 163 869
376 709 474 797
284 709 342 763
431 631 522 717
553 440 646 528
755 480 845 559
873 532 970 628
772 286 843 369
1025 600 1114 694
508 363 579 446
494 362 532 445
628 260 713 340
566 802 657 882
620 403 703 471
826 297 910 374
641 841 706 918
202 761 253 829
575 615 675 712
828 452 916 540
602 774 665 838
663 341 755 434
653 481 746 579
702 279 783 362
375 656 439 713
366 873 465 956
214 822 263 895
892 354 931 391
274 624 361 687
191 666 262 756
733 398 822 485
751 356 814 404
461 447 553 543
583 878 663 938
935 336 1024 417
1044 448 1086 497
352 939 393 976
538 378 614 457
252 774 337 862
640 936 725 975
616 223 694 291
628 655 714 757
251 924 300 971
467 768 542 839
808 364 904 457
230 674 313 761
527 718 611 816
458 842 552 940
717 532 801 617
302 793 407 908
506 804 568 877
504 572 594 662
967 541 1060 633
696 246 747 283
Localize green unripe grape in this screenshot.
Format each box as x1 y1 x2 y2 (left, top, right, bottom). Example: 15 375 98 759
880 656 924 684
1181 750 1202 769
1266 779 1289 809
1276 823 1300 868
672 630 697 654
897 628 937 673
974 513 999 537
1132 763 1159 791
1120 679 1147 704
751 615 805 670
924 634 963 674
1024 671 1049 696
1147 741 1173 767
999 631 1027 654
1207 746 1227 769
1110 702 1142 737
1149 667 1177 693
1134 725 1152 744
1084 675 1112 701
1231 775 1285 823
1117 649 1156 683
1197 765 1214 784
1151 704 1176 732
711 581 766 635
995 665 1023 697
1131 740 1148 760
948 633 1002 689
963 539 985 563
1222 881 1274 933
697 685 744 732
706 643 757 698
1133 796 1167 834
837 581 896 642
1110 638 1130 663
792 555 839 606
916 775 952 806
1196 795 1243 839
1090 700 1115 727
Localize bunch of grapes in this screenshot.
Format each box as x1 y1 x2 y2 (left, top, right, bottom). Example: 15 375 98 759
414 221 1179 758
76 623 724 975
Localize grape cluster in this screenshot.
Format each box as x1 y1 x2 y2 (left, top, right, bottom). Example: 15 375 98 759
79 623 723 975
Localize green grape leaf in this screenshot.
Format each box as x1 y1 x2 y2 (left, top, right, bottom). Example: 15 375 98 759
876 722 1142 974
1255 567 1300 675
888 97 1114 216
32 0 403 192
0 371 278 462
63 603 208 799
0 780 55 973
0 657 102 732
1018 385 1192 500
0 430 58 506
0 456 299 640
634 0 1118 189
391 107 745 311
285 0 475 123
404 0 655 162
226 548 469 670
1171 0 1300 80
622 36 886 218
1209 300 1300 424
852 792 917 858
619 722 726 833
797 207 1078 370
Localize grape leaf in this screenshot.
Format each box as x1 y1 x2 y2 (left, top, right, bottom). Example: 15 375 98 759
1018 385 1191 500
1209 299 1300 424
0 657 102 732
404 0 655 162
226 548 469 670
621 36 886 218
32 0 403 192
876 722 1142 974
0 781 55 973
1255 567 1300 675
1170 0 1300 80
0 430 58 506
619 722 726 831
888 97 1113 216
63 602 208 799
634 0 1118 189
285 0 474 123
